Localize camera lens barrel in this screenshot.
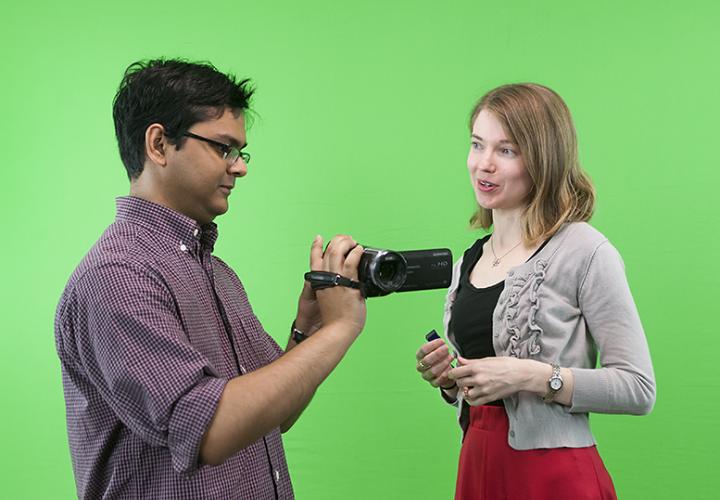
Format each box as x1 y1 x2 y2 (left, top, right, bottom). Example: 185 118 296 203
357 248 408 297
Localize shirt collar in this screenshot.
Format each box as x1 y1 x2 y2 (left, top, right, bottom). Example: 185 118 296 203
115 196 218 252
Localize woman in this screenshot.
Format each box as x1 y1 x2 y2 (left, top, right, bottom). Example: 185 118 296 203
415 83 655 499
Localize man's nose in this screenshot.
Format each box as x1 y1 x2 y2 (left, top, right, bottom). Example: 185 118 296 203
229 158 248 177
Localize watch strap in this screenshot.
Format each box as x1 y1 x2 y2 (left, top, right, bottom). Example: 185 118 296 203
291 320 308 344
542 363 563 403
304 271 362 291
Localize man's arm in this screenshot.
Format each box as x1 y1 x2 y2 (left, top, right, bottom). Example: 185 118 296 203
278 327 315 433
199 235 366 465
277 271 327 432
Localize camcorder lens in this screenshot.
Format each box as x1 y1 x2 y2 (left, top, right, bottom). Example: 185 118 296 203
357 246 452 298
378 261 396 281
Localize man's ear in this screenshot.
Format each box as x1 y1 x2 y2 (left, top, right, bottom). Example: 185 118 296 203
145 123 169 167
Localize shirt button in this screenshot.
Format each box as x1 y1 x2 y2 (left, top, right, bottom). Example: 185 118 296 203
193 228 199 237
239 365 246 374
508 270 514 276
180 244 187 252
274 470 280 483
509 430 515 438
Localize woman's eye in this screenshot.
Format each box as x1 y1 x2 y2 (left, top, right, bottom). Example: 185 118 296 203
471 141 483 150
501 148 516 157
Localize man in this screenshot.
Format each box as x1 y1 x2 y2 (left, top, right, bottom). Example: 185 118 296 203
55 59 366 499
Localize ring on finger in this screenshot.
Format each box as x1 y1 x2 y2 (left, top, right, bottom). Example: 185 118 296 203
463 386 470 398
417 360 428 370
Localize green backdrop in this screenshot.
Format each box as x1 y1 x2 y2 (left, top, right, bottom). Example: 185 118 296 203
2 0 718 498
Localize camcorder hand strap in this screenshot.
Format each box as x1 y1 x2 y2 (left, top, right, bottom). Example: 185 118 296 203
304 271 362 291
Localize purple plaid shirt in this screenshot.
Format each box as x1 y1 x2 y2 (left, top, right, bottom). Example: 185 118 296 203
55 196 294 499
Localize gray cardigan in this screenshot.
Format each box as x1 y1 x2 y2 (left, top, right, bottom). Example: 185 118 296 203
443 222 656 449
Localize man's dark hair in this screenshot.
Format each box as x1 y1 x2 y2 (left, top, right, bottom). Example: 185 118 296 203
113 58 254 179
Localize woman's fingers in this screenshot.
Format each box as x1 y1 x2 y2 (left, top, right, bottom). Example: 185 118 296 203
415 338 445 360
420 357 453 381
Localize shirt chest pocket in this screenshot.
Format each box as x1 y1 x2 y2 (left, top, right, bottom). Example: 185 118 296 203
171 284 231 377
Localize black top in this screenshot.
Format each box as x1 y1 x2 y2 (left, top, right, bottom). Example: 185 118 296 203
449 235 505 407
450 235 549 411
450 235 503 361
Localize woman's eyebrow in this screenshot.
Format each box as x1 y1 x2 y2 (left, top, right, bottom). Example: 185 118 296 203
471 134 515 145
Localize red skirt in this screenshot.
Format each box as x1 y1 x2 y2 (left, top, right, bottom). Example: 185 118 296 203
456 405 617 500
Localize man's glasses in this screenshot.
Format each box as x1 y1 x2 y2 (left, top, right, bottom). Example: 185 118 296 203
182 132 250 166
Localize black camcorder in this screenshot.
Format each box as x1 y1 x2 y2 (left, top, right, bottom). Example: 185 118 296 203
357 247 453 297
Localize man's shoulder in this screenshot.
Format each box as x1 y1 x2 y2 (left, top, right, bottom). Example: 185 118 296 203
210 254 247 295
61 222 162 299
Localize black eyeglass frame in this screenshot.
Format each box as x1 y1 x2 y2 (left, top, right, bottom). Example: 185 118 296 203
181 131 250 165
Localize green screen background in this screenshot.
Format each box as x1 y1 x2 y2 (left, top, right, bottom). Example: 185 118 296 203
2 0 718 498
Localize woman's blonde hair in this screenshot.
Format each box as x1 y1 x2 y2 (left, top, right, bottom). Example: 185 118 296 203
468 83 595 245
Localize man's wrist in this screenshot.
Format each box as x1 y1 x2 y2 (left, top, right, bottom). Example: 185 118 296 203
322 318 364 339
291 321 309 344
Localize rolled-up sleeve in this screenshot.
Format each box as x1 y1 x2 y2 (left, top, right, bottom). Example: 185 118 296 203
70 260 227 475
569 241 656 415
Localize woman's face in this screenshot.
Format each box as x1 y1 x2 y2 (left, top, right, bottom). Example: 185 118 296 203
467 109 532 211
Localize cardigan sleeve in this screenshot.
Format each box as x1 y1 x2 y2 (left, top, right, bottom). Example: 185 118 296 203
568 241 656 415
439 258 464 407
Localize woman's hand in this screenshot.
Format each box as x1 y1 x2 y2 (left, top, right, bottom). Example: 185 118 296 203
416 339 456 390
448 356 542 406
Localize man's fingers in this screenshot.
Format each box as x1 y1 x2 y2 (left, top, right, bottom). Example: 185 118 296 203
343 245 364 280
325 235 356 273
310 235 324 271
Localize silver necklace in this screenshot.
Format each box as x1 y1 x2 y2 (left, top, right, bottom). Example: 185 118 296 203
490 236 523 267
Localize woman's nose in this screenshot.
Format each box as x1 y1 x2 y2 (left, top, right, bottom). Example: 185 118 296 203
470 150 495 173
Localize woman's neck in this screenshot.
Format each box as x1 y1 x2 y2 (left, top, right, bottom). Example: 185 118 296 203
491 207 525 249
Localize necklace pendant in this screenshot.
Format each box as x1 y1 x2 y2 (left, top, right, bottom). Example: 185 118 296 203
492 258 500 267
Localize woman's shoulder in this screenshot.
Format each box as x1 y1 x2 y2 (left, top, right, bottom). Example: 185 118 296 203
553 222 610 255
537 222 622 277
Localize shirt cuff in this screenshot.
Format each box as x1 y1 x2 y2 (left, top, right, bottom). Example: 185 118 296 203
168 376 228 475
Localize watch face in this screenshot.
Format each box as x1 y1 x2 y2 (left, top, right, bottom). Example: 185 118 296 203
550 378 563 391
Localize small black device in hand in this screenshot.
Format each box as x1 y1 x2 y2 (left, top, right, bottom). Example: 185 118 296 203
425 329 441 342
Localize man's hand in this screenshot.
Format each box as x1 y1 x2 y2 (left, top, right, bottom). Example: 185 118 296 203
312 235 366 336
200 235 368 466
293 236 324 335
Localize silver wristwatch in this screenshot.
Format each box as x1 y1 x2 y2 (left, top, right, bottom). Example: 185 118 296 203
542 363 563 402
